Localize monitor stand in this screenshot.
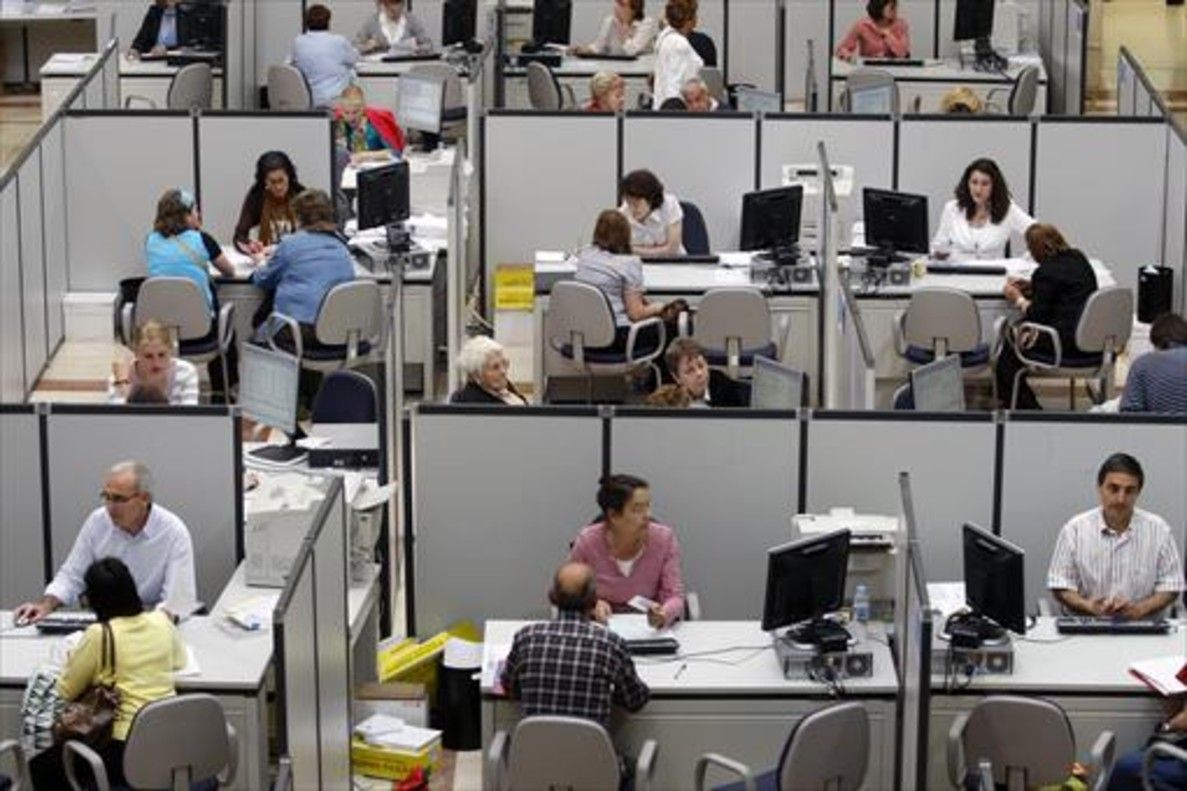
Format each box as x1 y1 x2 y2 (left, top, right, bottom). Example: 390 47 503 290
249 435 308 466
781 617 853 654
943 611 1009 648
755 244 800 268
866 247 910 268
972 37 1009 73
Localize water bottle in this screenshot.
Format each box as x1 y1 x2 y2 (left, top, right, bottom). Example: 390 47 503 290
853 584 871 624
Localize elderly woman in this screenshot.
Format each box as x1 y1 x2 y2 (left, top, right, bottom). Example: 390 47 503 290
585 71 625 112
569 473 686 627
449 336 528 404
354 0 432 54
109 319 199 405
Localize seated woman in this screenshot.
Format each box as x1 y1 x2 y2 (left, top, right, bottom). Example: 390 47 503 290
619 169 684 255
569 474 685 627
652 0 703 106
354 0 432 55
1120 312 1187 414
145 188 235 311
994 223 1097 410
449 336 529 405
129 0 181 58
109 319 199 405
335 84 406 159
939 85 984 114
585 71 626 112
834 0 910 62
234 151 306 257
572 0 658 56
932 158 1035 262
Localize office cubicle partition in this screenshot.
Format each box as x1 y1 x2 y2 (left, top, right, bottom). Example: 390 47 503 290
0 406 46 608
1037 0 1088 115
898 538 932 790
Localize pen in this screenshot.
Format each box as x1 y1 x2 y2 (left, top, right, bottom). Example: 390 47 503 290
674 662 687 680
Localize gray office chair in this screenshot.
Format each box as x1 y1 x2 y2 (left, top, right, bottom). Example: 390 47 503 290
410 63 467 137
547 280 665 403
125 63 213 110
947 696 1115 791
488 715 658 791
699 66 727 103
689 288 776 379
893 287 991 377
267 64 312 111
986 65 1041 116
63 694 238 790
264 280 386 373
1008 285 1134 409
0 739 30 791
1142 742 1187 791
839 68 900 115
526 60 573 110
272 756 293 791
694 701 869 790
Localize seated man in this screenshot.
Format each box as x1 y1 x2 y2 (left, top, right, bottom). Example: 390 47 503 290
1121 312 1187 414
680 77 720 112
1047 453 1183 620
13 461 197 623
665 337 750 408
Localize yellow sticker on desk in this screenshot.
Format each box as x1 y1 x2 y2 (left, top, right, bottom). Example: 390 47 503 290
495 265 535 311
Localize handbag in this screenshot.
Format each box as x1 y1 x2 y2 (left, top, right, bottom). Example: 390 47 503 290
52 623 121 749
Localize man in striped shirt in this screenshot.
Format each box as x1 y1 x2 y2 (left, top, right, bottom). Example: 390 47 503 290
1048 453 1184 620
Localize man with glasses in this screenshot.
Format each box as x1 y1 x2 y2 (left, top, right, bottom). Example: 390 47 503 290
13 461 197 624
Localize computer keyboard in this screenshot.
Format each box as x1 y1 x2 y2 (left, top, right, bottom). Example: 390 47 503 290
625 637 680 655
573 52 638 62
863 57 926 67
35 611 98 635
926 263 1008 276
381 52 442 62
641 254 721 265
1055 616 1170 635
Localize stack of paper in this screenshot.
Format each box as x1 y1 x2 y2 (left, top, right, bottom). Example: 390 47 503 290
1129 656 1187 696
223 593 280 631
354 714 440 751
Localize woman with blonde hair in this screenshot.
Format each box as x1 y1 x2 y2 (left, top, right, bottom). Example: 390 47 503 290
585 71 626 112
109 320 200 405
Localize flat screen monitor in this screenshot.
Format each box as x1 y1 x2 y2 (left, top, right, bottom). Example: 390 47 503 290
909 355 965 412
761 529 850 633
240 343 299 436
177 0 225 51
740 185 803 252
750 356 805 410
849 83 895 114
357 161 410 231
735 86 783 114
963 523 1026 635
863 188 929 262
531 0 571 46
954 0 995 42
442 0 477 46
397 72 445 135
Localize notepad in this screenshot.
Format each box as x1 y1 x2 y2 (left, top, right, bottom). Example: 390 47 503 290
175 645 202 678
1129 656 1187 696
607 614 671 642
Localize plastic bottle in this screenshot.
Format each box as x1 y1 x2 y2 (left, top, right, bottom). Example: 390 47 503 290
853 584 871 624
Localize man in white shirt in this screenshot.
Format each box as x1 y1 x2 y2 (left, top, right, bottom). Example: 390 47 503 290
1047 453 1183 620
14 461 197 624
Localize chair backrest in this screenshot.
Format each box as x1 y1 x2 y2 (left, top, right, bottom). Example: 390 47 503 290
267 64 312 111
123 694 232 789
843 68 899 115
526 61 562 110
0 739 29 791
505 716 621 791
687 30 717 67
1009 65 1041 115
693 288 771 350
903 287 982 355
549 281 618 350
1075 285 1134 354
777 702 870 790
315 280 383 346
410 63 463 109
311 370 379 423
699 66 726 102
680 200 711 255
961 696 1074 788
134 277 212 342
167 63 213 110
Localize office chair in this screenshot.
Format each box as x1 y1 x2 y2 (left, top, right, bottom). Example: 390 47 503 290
689 288 776 379
125 63 213 110
680 200 711 254
488 716 658 791
267 64 312 110
659 97 688 110
699 67 727 103
264 280 386 373
688 30 717 67
839 68 899 115
1142 742 1187 791
695 701 869 790
311 370 379 423
0 740 29 791
410 63 468 138
986 65 1041 116
526 60 573 110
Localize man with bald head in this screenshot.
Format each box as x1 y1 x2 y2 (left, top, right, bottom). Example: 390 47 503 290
500 562 650 728
14 461 197 624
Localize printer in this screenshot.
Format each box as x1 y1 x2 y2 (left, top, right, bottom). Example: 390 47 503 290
792 508 899 617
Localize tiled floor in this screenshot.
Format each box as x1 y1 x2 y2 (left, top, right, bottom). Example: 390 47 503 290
0 92 40 170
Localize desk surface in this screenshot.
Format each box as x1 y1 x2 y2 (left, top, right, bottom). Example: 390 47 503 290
0 1 94 21
483 620 898 696
831 53 1046 83
506 53 655 78
846 257 1117 299
214 243 440 285
40 51 223 77
535 251 819 296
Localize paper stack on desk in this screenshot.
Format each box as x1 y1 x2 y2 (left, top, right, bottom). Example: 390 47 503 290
1129 656 1187 696
353 714 440 752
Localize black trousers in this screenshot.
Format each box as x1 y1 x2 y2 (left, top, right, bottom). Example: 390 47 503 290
30 739 125 790
994 334 1062 410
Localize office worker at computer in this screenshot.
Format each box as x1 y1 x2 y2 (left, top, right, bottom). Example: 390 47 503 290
585 71 626 111
834 0 910 62
290 4 359 109
233 151 306 257
108 320 199 406
354 0 432 55
1047 453 1183 620
569 474 686 627
652 0 703 106
13 462 198 625
1120 312 1187 414
129 0 182 58
571 0 658 56
449 336 529 405
665 337 749 407
335 85 406 158
932 158 1035 262
994 223 1097 410
619 169 685 255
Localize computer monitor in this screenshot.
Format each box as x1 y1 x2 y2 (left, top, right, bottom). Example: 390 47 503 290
862 187 929 265
356 161 410 232
848 83 895 115
735 86 783 114
531 0 572 46
177 0 225 52
740 185 803 254
396 72 445 137
954 0 995 43
761 530 851 649
909 355 965 412
961 522 1026 639
750 356 805 410
240 343 306 464
442 0 477 46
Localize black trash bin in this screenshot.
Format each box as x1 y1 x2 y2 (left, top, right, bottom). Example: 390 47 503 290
437 651 481 750
1138 265 1174 323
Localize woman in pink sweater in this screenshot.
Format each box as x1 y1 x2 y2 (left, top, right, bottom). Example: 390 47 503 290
835 0 910 62
569 474 686 628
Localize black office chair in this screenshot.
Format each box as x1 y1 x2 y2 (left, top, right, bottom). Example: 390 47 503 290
688 30 717 67
311 370 379 423
680 201 711 255
659 97 688 111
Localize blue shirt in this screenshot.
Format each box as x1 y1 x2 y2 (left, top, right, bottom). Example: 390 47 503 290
156 7 178 49
1120 346 1187 414
251 230 355 325
290 30 359 108
144 229 215 311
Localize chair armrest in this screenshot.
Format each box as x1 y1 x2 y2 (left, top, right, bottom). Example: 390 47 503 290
121 302 135 347
0 739 27 785
685 591 702 621
947 712 970 789
217 302 236 351
625 317 665 364
219 722 239 787
562 83 576 109
636 739 658 791
264 312 303 359
1012 322 1062 370
1142 742 1187 791
1037 597 1053 617
124 94 157 109
678 310 691 338
892 310 907 357
63 740 109 790
486 730 509 791
1089 730 1116 791
990 316 1009 363
694 753 756 791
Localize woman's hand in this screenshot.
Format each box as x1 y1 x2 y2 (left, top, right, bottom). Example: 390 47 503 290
592 599 613 624
646 604 666 629
1002 280 1024 302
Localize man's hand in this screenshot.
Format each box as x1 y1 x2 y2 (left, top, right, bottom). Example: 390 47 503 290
592 599 612 624
13 598 56 625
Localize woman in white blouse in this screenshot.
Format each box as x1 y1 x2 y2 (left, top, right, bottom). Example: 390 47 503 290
619 169 685 255
651 0 702 107
572 0 658 56
108 320 200 405
931 158 1035 262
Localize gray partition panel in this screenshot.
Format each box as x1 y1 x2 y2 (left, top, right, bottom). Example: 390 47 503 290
82 73 104 110
784 0 830 104
569 0 607 47
696 0 724 64
18 153 48 388
1033 120 1167 292
198 114 334 244
727 0 776 90
1049 0 1067 113
1064 0 1085 115
45 408 240 608
1 187 23 400
42 122 67 350
255 0 301 85
278 563 319 788
622 113 755 250
313 488 351 786
0 408 45 608
1166 128 1187 313
1117 56 1137 117
804 415 996 584
64 114 194 290
609 413 800 619
324 0 376 47
897 118 1033 231
412 409 603 634
415 0 445 47
999 417 1187 610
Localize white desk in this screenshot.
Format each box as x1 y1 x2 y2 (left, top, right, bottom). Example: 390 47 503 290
39 51 225 118
1 1 95 86
926 617 1180 788
482 620 898 789
830 54 1048 114
503 53 655 109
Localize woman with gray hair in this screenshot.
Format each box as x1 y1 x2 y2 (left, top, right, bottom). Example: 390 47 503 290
449 336 529 405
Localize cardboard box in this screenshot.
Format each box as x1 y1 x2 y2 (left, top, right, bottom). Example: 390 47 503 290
351 737 441 781
353 682 429 728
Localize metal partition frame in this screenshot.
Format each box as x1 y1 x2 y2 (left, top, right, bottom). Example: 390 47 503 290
1064 0 1087 116
0 405 47 608
1167 122 1187 314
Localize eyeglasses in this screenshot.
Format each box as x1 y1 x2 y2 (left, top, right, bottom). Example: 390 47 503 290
99 490 137 504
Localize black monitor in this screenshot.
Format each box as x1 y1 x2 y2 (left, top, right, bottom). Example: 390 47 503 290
357 161 410 232
961 522 1026 639
531 0 572 47
442 0 477 47
954 0 995 43
177 0 225 52
862 187 929 265
761 530 851 649
740 185 803 255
